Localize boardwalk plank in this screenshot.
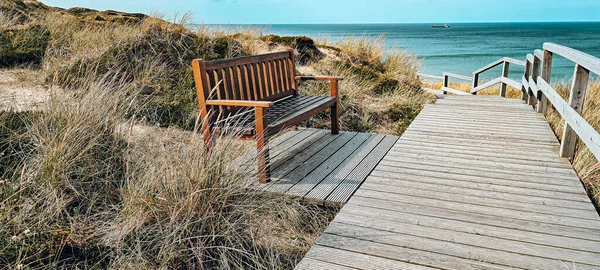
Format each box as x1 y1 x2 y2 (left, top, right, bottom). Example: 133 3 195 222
294 258 358 270
384 151 578 176
333 215 600 267
285 133 370 198
325 135 398 203
365 175 595 210
376 162 585 191
302 246 436 270
369 169 592 204
316 233 509 270
340 204 600 254
266 132 357 193
347 195 600 242
354 188 600 230
303 135 385 203
359 181 599 220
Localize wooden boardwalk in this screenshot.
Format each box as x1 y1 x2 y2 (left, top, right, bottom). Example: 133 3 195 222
247 129 398 205
295 95 600 269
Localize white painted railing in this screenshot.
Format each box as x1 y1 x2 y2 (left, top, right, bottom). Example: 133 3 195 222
420 43 600 162
418 57 525 96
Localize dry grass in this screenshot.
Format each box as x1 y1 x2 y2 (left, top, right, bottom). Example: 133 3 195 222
544 81 600 207
0 77 336 269
303 34 433 134
1 7 339 269
0 3 433 268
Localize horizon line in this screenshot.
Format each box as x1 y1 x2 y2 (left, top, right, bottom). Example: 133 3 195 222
199 20 600 25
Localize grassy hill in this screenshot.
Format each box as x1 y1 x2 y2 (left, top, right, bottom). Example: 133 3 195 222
0 1 431 269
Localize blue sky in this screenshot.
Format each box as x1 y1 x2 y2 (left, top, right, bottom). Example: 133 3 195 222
44 0 600 24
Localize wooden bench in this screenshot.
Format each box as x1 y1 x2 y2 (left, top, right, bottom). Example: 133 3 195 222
192 49 343 183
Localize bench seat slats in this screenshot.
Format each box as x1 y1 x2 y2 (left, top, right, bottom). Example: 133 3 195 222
212 96 335 136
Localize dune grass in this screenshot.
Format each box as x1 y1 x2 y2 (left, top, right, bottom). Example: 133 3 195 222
0 76 337 269
0 6 348 269
0 2 432 268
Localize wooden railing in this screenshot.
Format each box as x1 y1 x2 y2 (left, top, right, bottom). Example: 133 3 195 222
524 43 600 160
419 57 525 96
420 43 600 162
471 57 525 96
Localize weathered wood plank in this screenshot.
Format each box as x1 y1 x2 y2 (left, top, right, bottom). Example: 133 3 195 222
354 188 600 230
392 140 570 163
376 161 584 192
294 258 358 270
332 215 600 267
441 86 471 96
388 145 572 168
269 130 330 170
285 133 370 198
303 135 385 203
340 204 600 254
384 150 578 176
363 175 593 211
544 42 600 75
325 222 591 269
443 72 473 81
325 135 398 203
266 132 357 193
369 169 590 204
347 195 600 242
315 233 508 270
401 131 560 150
359 181 598 220
303 245 436 270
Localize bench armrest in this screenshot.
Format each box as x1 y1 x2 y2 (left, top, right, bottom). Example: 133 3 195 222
295 76 344 82
296 76 343 97
206 100 273 108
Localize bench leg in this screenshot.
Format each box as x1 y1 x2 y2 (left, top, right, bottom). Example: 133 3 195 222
330 80 340 135
202 116 213 152
255 107 271 183
331 102 339 135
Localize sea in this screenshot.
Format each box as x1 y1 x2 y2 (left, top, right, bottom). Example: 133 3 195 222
213 22 600 82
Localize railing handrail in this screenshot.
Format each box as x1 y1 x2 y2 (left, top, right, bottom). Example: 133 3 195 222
521 43 600 161
418 56 524 96
544 43 600 75
443 72 472 82
419 42 600 163
472 57 525 76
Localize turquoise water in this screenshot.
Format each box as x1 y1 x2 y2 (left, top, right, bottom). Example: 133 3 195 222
216 22 600 82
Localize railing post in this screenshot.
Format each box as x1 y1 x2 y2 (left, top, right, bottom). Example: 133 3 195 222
521 60 530 101
499 62 510 97
472 73 479 89
540 50 553 115
442 74 449 95
524 60 536 106
559 64 590 159
531 55 542 112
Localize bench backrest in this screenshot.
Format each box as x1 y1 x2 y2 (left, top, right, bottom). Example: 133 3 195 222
192 49 298 113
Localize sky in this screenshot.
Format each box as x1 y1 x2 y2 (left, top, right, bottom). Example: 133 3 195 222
43 0 600 24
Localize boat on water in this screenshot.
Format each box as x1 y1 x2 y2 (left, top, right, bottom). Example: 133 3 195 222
433 24 450 28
